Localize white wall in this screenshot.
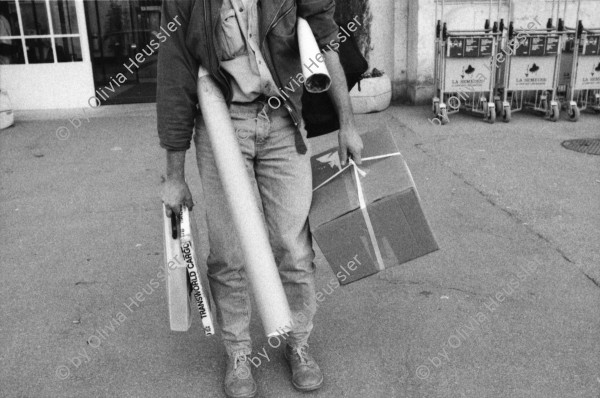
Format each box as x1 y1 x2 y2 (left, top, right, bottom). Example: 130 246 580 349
369 0 396 80
0 0 94 110
393 1 409 99
3 0 598 108
369 0 600 103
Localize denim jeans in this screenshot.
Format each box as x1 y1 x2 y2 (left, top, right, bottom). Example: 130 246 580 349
193 101 317 358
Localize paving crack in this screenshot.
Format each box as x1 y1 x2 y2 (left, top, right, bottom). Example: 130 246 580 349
384 278 483 297
395 116 596 288
415 142 578 265
583 273 600 289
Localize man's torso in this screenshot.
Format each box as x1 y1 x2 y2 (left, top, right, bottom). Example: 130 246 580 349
216 0 280 103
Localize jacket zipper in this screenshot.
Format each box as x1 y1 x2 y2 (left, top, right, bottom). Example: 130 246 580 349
262 3 300 126
203 0 232 101
202 1 213 71
262 2 294 48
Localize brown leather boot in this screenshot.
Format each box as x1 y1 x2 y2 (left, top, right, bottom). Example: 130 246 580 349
224 353 257 398
284 344 324 392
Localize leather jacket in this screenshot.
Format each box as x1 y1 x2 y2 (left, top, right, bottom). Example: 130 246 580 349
157 0 339 151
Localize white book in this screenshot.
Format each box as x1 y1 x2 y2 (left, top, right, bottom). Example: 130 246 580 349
162 204 192 332
179 206 216 336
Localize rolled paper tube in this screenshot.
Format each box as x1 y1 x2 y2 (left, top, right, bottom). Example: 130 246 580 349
196 75 293 337
297 17 332 93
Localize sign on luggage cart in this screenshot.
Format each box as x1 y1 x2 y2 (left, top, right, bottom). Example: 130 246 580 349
432 9 501 125
559 24 600 116
508 57 557 90
574 56 600 89
443 58 491 92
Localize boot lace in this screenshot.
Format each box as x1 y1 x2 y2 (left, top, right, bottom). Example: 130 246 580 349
234 353 248 369
232 353 251 379
293 344 313 365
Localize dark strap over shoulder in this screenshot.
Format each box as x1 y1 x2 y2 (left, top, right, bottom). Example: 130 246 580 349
301 25 368 138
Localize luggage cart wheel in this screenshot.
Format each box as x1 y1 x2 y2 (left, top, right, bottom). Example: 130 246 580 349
495 99 503 116
433 98 440 115
440 107 449 125
486 103 496 124
550 103 559 122
502 106 511 123
541 99 548 113
568 105 580 122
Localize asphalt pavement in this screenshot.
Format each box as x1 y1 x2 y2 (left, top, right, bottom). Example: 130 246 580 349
1 102 599 398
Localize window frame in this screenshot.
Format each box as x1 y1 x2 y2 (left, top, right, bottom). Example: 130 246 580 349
0 0 83 64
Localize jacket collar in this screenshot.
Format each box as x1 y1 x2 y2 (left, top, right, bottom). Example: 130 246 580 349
201 0 287 44
259 0 286 42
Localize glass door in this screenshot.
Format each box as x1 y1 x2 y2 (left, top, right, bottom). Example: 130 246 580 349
84 0 161 105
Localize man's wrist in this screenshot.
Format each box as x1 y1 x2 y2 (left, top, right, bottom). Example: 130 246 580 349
339 119 357 132
166 149 186 181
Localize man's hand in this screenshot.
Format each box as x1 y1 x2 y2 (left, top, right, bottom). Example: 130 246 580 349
338 126 363 166
323 49 363 166
162 177 194 218
163 149 192 217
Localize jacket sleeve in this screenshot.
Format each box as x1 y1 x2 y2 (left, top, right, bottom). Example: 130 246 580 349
297 0 339 50
156 0 198 151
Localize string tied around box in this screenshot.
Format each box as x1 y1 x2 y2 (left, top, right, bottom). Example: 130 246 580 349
313 152 402 271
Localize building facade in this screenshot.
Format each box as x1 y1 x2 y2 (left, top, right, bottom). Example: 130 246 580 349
0 0 598 110
0 0 161 110
370 0 599 104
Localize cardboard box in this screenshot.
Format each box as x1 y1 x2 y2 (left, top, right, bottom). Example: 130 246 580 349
309 128 438 285
162 205 215 333
162 205 191 332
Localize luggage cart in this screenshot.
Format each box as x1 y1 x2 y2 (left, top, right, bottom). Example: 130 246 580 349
498 20 564 122
432 0 501 124
493 17 507 116
558 20 600 119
